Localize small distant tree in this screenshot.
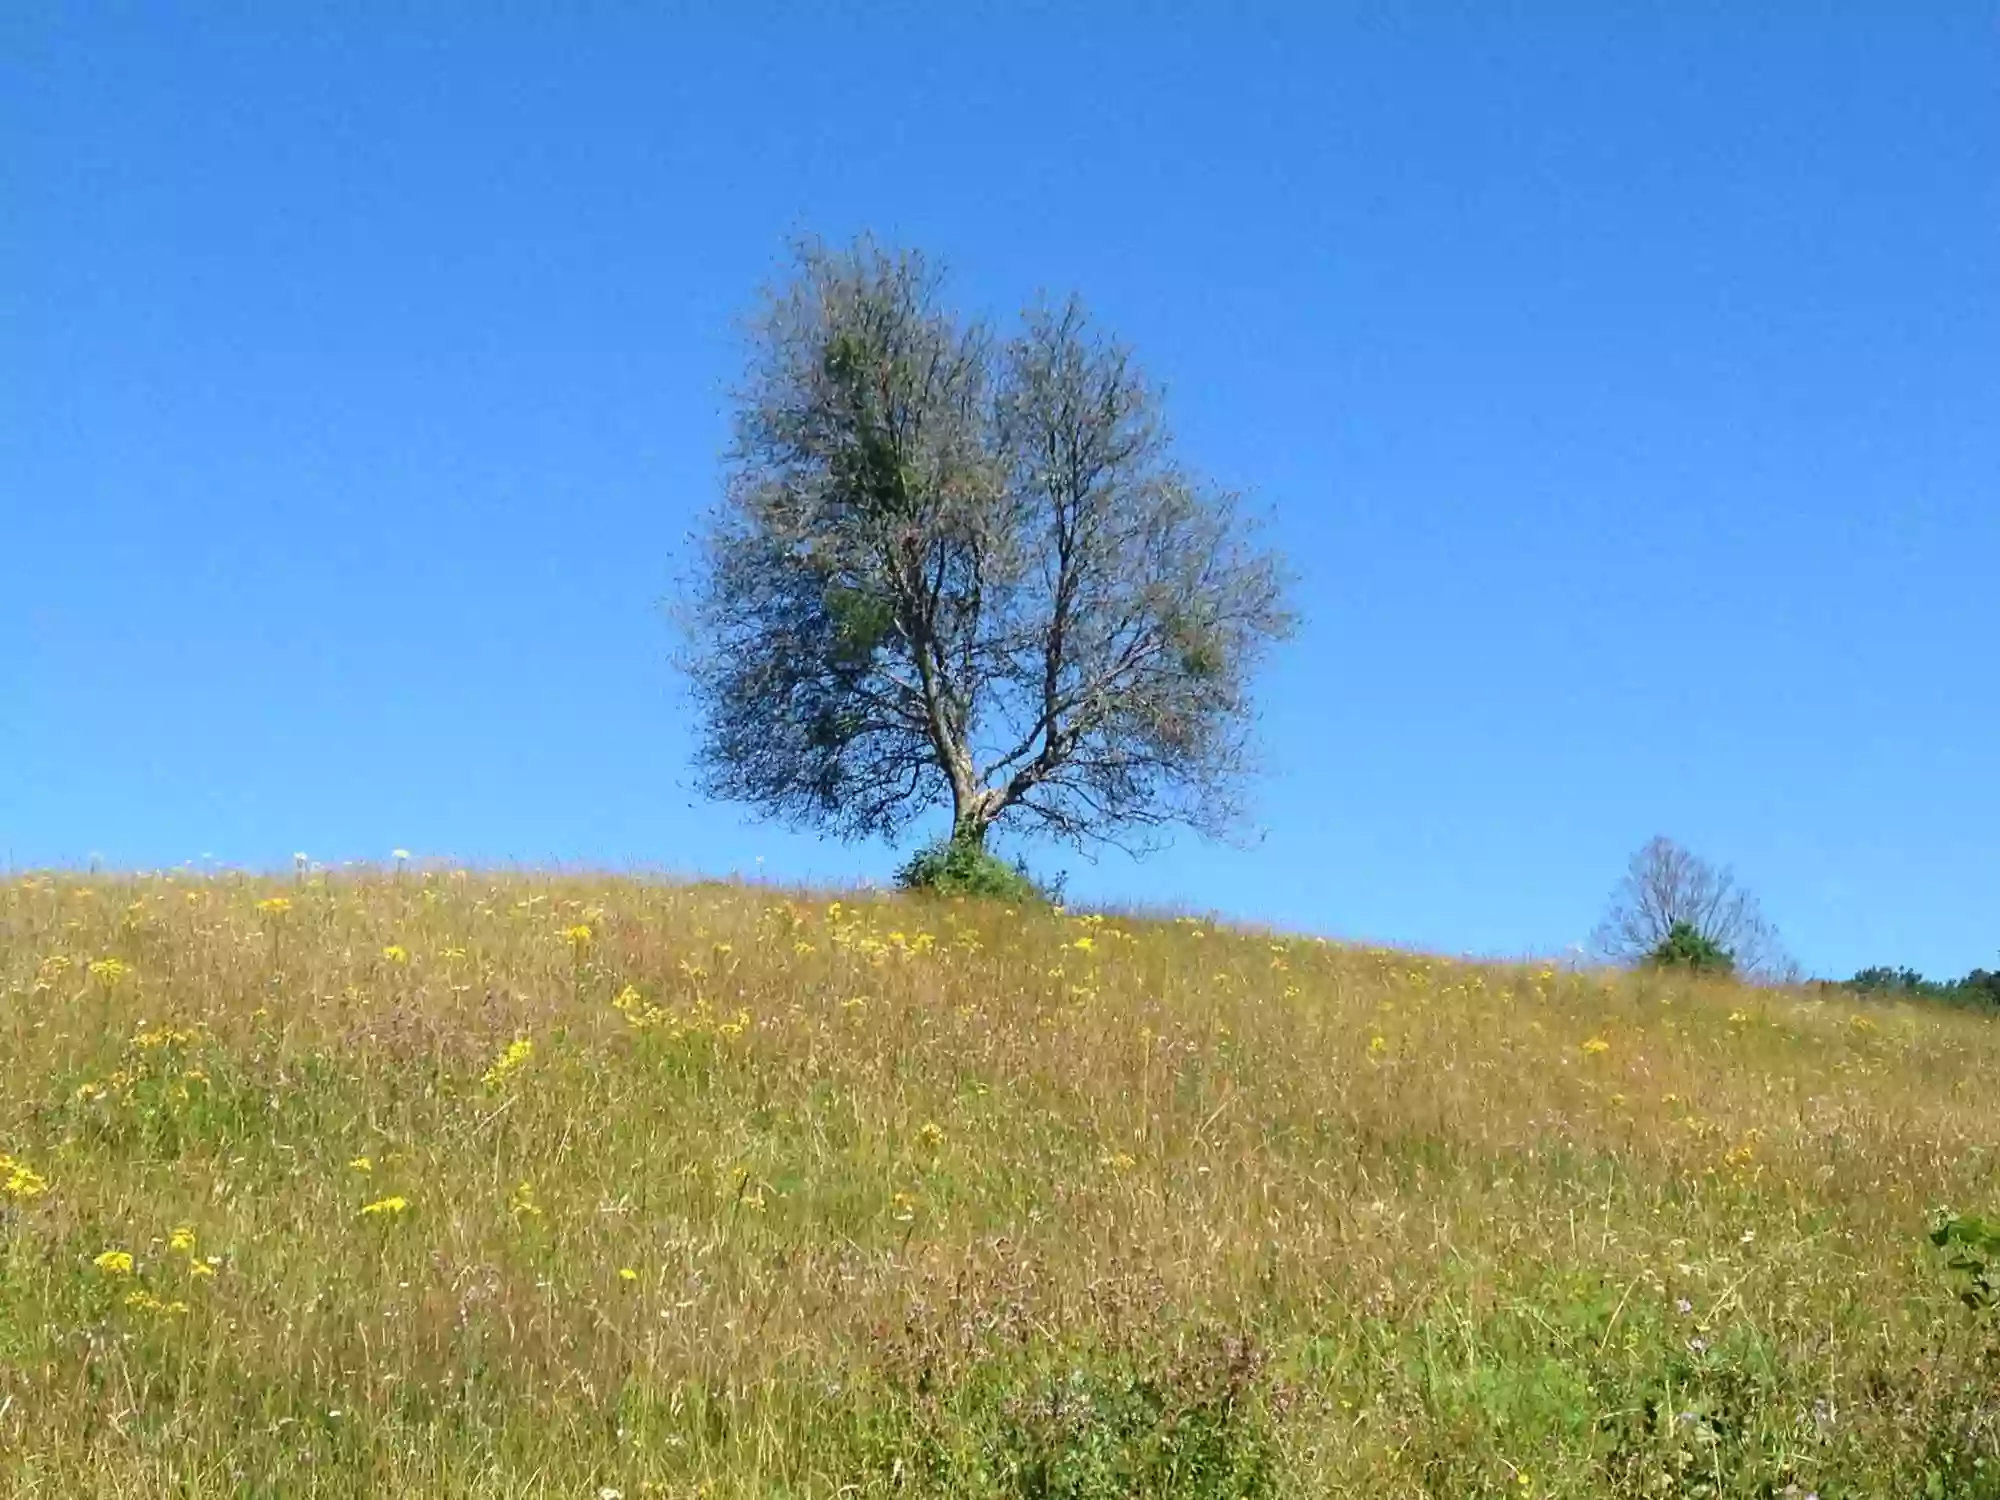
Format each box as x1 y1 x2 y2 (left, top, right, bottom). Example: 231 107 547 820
681 238 1295 871
1959 967 2000 1011
1648 920 1735 975
1593 836 1791 981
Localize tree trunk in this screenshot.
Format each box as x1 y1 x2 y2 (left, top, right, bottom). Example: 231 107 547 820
950 787 1005 849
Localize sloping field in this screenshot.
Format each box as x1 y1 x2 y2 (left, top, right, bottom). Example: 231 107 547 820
2 873 1995 1497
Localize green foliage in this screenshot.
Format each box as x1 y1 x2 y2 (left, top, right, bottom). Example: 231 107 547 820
824 583 900 669
1852 965 1934 994
877 1337 1278 1500
1599 1340 1797 1499
896 836 1057 904
1932 1212 2000 1313
992 1349 1274 1500
1646 920 1735 975
1846 963 2000 1014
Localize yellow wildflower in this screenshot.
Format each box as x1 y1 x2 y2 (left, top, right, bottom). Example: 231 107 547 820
564 924 594 947
917 1121 946 1150
1580 1036 1611 1055
382 945 409 964
168 1226 196 1253
188 1260 217 1279
481 1037 533 1089
508 1180 543 1219
1 1155 50 1200
94 1250 135 1277
617 1266 638 1283
348 1156 374 1173
890 1191 918 1222
88 957 132 984
359 1195 409 1218
256 897 292 915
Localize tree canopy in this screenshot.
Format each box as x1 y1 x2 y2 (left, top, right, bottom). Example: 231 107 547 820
682 238 1294 858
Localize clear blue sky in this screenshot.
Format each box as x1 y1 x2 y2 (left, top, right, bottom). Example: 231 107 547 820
5 5 1995 979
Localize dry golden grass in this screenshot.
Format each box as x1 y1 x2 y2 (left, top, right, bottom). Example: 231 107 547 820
1 870 1996 1498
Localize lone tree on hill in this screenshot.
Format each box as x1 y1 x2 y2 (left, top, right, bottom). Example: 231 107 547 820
681 238 1294 861
1593 835 1793 981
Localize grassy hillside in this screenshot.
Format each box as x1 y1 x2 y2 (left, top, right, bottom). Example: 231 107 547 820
2 872 1996 1497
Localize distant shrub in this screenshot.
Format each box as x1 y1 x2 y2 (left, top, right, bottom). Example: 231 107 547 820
1851 965 1936 995
895 836 1059 905
1845 964 2000 1014
1647 920 1735 975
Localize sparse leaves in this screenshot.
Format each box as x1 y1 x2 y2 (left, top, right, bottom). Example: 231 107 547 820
682 238 1294 859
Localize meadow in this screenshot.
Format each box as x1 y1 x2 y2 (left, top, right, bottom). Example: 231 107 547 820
1 870 1995 1498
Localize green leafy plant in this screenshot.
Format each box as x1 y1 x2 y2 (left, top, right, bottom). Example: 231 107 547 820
896 836 1060 905
1931 1212 2000 1313
992 1345 1276 1500
1646 920 1735 975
